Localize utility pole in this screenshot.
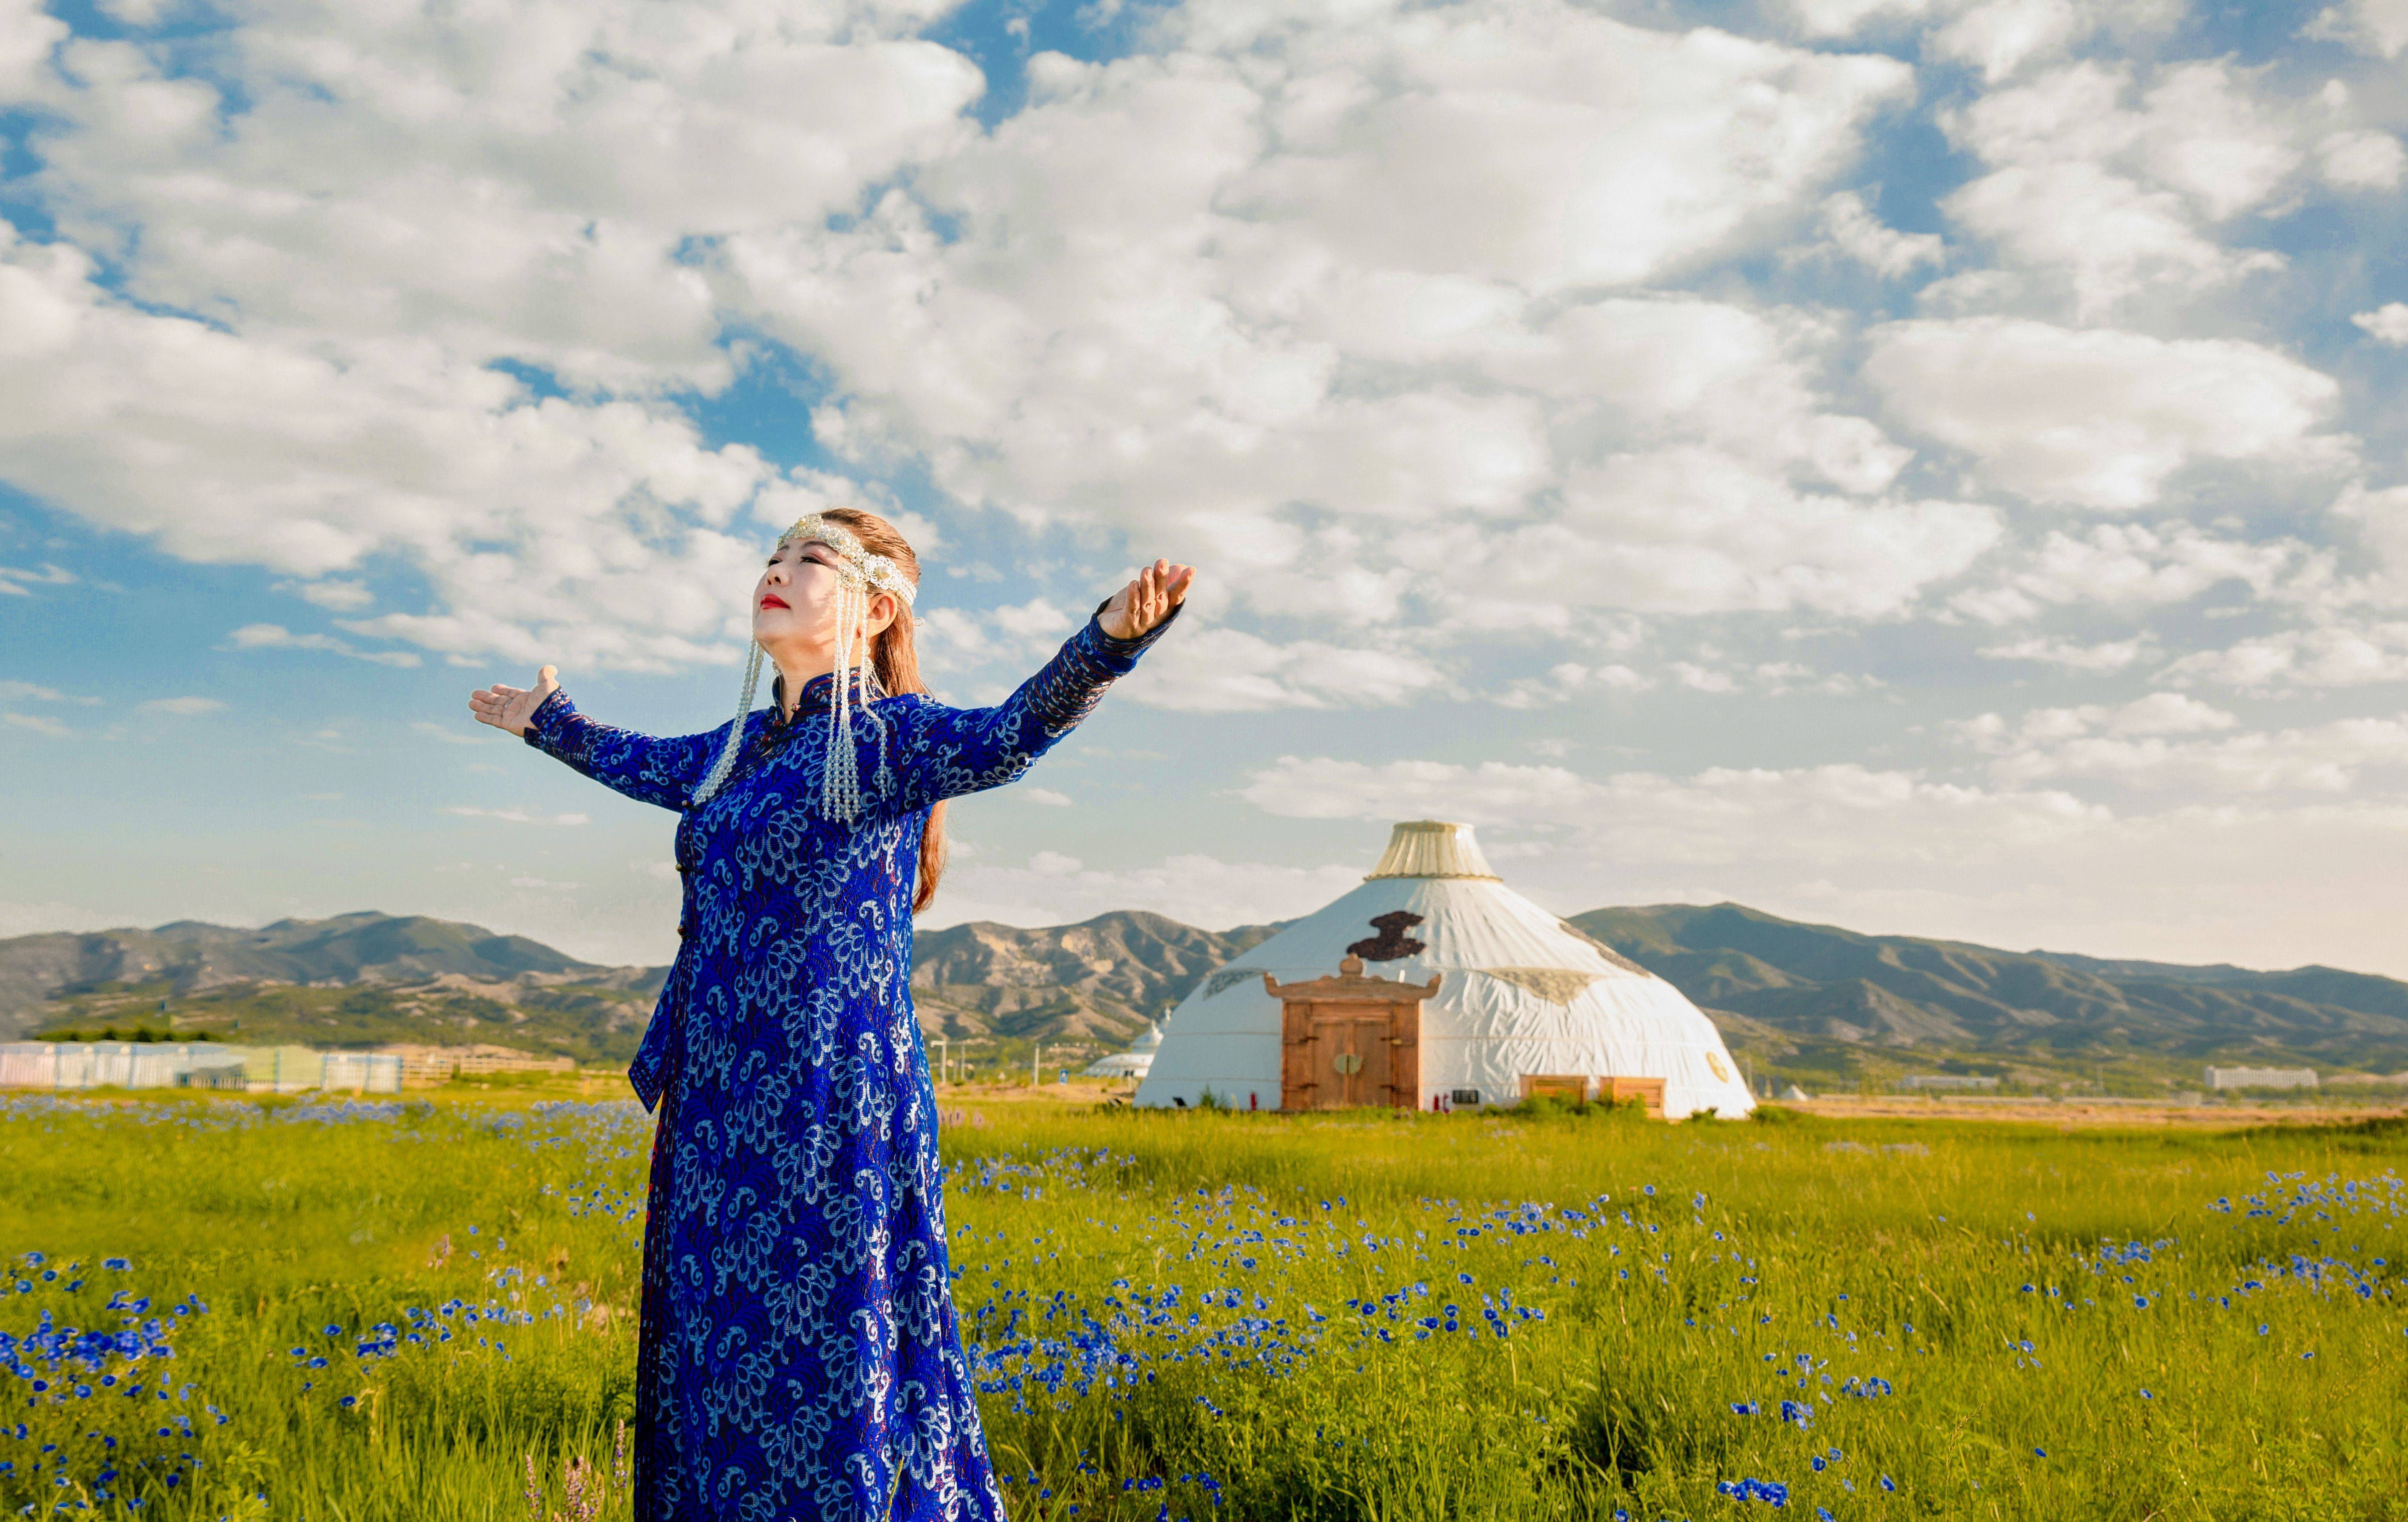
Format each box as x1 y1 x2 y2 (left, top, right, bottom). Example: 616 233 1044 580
936 1034 948 1087
1031 1043 1040 1090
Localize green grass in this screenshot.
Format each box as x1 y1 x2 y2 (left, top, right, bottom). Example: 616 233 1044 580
0 1092 2401 1520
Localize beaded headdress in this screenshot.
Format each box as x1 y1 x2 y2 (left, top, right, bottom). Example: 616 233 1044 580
691 514 919 817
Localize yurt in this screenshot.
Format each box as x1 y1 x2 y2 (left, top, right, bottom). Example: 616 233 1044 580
1134 821 1755 1119
1083 1021 1163 1081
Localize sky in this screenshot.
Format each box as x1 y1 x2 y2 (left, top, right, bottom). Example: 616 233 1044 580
2 0 2406 977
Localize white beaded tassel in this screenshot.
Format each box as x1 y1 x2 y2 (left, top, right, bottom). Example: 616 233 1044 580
822 571 867 822
690 642 764 807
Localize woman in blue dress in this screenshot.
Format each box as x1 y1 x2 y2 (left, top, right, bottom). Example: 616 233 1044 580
468 508 1191 1521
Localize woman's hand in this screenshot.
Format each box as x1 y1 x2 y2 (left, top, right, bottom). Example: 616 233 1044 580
1099 559 1195 641
468 665 560 737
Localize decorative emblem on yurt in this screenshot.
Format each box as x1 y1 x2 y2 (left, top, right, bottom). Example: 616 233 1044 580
1347 911 1426 961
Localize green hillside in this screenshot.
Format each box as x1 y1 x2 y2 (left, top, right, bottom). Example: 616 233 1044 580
910 911 1277 1047
1571 902 2408 1094
30 978 653 1066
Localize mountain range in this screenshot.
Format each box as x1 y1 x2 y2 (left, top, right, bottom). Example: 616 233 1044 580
1571 903 2408 1087
4 905 2404 1086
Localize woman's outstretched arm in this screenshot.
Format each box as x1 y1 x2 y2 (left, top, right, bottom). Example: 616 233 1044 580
886 560 1193 811
470 664 731 813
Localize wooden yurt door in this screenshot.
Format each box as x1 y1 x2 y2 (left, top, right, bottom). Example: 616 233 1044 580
1313 1008 1391 1109
1269 955 1438 1113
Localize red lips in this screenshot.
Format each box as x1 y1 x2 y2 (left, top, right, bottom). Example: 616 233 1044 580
760 594 790 610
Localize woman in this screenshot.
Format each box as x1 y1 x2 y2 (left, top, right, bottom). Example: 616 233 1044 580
468 508 1191 1521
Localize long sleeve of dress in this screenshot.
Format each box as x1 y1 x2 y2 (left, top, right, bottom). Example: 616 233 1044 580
880 608 1179 814
520 689 733 812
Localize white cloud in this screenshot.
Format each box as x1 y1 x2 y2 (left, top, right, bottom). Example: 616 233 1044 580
1944 161 2261 315
1961 698 2408 792
1239 755 1595 826
1937 61 2307 313
1200 5 1914 293
917 595 1085 680
0 0 982 674
1977 634 2156 670
1020 787 1073 807
0 0 66 100
0 562 76 595
1493 654 1871 706
2319 129 2408 189
137 696 224 715
2307 0 2408 58
1800 191 1946 278
1118 626 1448 712
411 720 495 746
2162 622 2408 689
0 679 94 703
1494 450 1999 620
1963 522 2308 621
1931 0 2085 83
292 580 374 612
2 711 75 737
2 224 797 671
1788 0 2181 80
730 5 1918 635
18 0 982 392
2352 303 2408 345
1239 753 2111 864
2106 692 2238 734
437 805 590 826
224 623 423 668
2136 63 2307 220
1787 0 1935 36
1864 318 2340 509
1497 661 1657 707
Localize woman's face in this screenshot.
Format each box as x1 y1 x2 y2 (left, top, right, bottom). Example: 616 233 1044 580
751 535 897 667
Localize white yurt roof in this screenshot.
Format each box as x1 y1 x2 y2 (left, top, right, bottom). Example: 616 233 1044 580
1082 1021 1163 1079
1133 822 1755 1119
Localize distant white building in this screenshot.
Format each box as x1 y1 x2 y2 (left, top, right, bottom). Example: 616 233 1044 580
0 1042 401 1093
1084 1021 1163 1081
1900 1074 2001 1091
0 1042 209 1090
2204 1065 2318 1091
323 1052 406 1093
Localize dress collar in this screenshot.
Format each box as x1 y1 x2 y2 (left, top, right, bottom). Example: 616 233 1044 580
767 666 886 726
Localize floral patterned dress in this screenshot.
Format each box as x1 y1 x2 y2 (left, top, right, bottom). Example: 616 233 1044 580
522 612 1176 1522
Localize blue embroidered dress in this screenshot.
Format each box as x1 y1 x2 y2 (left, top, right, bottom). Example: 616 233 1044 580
521 612 1175 1522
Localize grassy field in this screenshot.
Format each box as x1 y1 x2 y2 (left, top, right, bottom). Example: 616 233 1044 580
0 1089 2401 1521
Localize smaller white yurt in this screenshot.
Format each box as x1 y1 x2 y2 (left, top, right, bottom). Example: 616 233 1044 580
1083 1021 1164 1080
1135 821 1755 1119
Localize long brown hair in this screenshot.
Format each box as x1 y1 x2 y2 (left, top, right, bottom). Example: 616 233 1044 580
813 506 947 913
